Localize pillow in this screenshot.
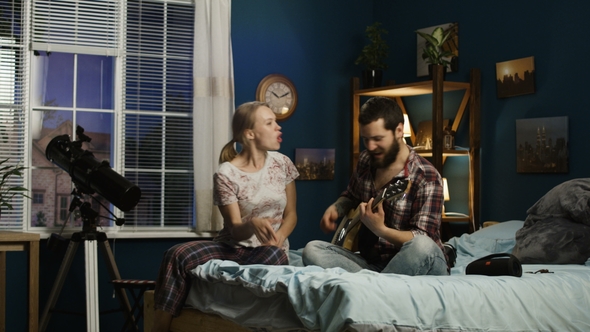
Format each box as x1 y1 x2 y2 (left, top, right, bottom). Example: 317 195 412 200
512 217 590 264
447 220 524 260
525 178 590 227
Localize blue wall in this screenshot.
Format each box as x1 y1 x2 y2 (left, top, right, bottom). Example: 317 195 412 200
231 0 372 249
6 1 590 330
373 1 590 222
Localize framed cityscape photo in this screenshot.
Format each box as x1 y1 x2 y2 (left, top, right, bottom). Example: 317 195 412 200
295 148 335 180
496 56 536 98
516 116 568 173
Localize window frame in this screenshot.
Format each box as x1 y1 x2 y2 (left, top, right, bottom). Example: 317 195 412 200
11 0 208 239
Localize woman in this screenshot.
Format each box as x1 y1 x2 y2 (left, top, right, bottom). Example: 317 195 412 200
151 101 299 331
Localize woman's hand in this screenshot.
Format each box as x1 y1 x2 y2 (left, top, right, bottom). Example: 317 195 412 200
250 217 279 245
265 231 286 248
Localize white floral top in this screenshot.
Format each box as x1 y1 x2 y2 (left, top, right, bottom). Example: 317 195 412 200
213 151 299 251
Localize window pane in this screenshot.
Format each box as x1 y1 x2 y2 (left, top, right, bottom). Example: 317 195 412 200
31 168 73 227
76 55 115 109
30 52 74 107
123 171 162 225
164 117 193 170
164 172 194 226
124 114 163 169
77 112 113 162
32 110 72 167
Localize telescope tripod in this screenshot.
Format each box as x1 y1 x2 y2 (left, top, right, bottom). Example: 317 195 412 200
40 196 134 332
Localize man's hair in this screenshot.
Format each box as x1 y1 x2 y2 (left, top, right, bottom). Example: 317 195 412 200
359 96 404 132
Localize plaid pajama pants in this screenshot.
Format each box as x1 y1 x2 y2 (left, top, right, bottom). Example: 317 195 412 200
154 240 288 316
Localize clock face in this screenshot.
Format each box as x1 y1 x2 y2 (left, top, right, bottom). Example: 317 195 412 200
264 82 293 115
256 74 297 121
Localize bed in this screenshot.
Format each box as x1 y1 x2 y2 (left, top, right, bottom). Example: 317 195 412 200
144 217 590 331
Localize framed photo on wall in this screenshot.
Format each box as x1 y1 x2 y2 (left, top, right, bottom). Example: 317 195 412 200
496 56 536 98
295 148 335 180
416 22 459 77
516 116 568 173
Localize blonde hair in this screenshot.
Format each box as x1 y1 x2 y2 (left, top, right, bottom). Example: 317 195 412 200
218 101 270 164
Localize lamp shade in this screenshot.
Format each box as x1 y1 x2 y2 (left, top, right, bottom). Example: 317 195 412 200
443 178 450 201
403 114 411 137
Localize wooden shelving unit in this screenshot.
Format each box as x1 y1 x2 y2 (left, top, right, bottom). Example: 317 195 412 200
350 66 481 233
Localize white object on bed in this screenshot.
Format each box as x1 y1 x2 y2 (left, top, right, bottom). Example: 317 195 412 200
186 220 590 332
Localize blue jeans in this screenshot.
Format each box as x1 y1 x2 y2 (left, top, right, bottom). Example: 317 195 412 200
302 235 448 275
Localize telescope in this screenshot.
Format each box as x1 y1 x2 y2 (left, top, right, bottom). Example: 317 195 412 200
45 125 141 212
41 126 142 332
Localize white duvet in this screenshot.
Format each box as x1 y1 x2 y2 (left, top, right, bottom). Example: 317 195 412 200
186 220 590 332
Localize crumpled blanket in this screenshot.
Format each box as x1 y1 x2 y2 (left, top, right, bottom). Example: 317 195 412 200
513 178 590 264
523 178 590 227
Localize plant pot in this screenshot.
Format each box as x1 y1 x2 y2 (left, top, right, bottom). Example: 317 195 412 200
361 69 383 89
428 65 447 81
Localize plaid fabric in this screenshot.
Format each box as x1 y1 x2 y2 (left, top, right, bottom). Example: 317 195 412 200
154 240 288 316
341 148 444 263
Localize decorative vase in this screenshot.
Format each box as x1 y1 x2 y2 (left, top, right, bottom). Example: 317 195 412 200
361 69 383 89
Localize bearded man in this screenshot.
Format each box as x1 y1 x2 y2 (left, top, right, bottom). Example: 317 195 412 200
302 97 449 275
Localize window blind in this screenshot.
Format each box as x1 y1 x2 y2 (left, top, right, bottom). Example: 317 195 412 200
121 0 195 228
31 0 119 55
0 0 26 229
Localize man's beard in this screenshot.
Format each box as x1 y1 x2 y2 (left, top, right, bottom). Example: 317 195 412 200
370 139 400 168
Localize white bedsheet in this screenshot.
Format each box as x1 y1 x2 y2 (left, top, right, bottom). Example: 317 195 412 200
186 221 590 331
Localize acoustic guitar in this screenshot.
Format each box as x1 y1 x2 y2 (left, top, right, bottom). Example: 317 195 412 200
331 178 411 252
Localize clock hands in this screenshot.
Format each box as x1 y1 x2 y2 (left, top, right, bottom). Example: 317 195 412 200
279 92 290 98
272 91 280 98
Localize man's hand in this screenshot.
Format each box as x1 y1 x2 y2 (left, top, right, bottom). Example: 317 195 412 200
320 204 340 233
358 198 386 236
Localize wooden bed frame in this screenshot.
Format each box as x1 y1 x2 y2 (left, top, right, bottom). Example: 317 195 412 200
143 290 250 332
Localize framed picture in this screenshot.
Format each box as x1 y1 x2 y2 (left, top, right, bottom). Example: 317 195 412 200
496 56 536 98
295 148 335 180
416 22 459 77
516 116 568 173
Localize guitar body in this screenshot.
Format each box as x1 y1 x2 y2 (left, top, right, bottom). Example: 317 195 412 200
331 207 362 252
330 178 411 256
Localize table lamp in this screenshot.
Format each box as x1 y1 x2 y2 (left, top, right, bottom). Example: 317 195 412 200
403 114 411 137
442 178 450 215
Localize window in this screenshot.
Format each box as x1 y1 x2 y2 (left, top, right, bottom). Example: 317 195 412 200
0 0 200 236
30 51 116 227
58 195 69 224
121 0 195 229
32 191 44 204
0 0 26 230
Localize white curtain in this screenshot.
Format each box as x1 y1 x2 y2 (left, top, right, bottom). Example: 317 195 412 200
193 0 234 232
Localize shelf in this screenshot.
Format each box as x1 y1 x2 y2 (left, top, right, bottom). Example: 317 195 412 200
442 216 470 223
350 67 481 237
354 80 470 97
414 149 469 157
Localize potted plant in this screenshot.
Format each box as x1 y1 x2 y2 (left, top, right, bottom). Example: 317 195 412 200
355 22 389 88
416 26 454 78
0 158 29 217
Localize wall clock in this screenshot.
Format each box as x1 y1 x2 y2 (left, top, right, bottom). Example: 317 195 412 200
256 74 298 121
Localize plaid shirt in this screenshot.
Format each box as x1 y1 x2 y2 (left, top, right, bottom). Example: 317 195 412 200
341 147 444 263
